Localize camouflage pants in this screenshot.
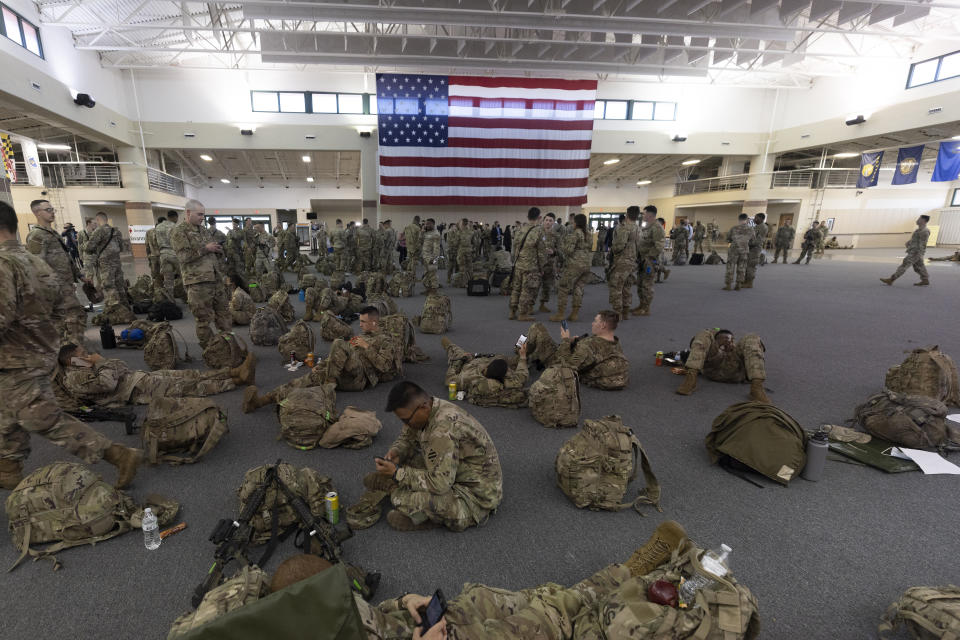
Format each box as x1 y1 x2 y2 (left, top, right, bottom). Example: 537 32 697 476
524 322 560 368
447 256 458 284
0 369 113 463
185 281 232 349
509 268 541 313
724 247 748 285
636 258 656 312
745 248 762 282
686 330 766 382
404 248 422 273
159 252 179 303
343 251 356 274
773 243 790 263
59 284 88 348
318 339 369 391
892 252 929 281
538 265 556 304
457 250 473 283
96 256 130 313
423 264 439 292
795 244 815 264
355 250 373 273
130 369 235 405
557 263 591 309
671 243 687 263
607 264 636 311
254 255 272 277
390 456 486 532
148 256 162 299
381 248 395 274
244 250 256 275
693 239 704 253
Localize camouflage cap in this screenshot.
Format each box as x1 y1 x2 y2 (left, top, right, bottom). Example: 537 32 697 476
345 490 388 530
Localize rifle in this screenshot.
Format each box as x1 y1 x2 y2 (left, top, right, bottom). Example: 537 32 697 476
69 406 137 436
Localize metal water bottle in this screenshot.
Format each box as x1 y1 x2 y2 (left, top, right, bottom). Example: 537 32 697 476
801 429 829 482
100 322 117 349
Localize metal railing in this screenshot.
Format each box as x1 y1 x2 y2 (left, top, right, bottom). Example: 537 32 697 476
769 168 861 189
14 161 122 187
673 174 749 196
770 170 814 188
147 167 186 196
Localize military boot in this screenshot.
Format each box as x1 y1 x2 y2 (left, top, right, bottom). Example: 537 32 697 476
104 444 142 489
549 298 567 322
538 302 551 313
880 277 894 285
722 284 732 290
363 471 398 493
625 520 687 577
386 510 440 532
749 379 770 403
633 307 650 317
508 307 518 320
567 306 580 322
914 279 930 286
517 306 535 321
230 352 258 386
741 280 753 289
734 283 741 291
620 307 630 321
0 459 24 490
440 336 452 351
662 269 671 281
242 386 276 413
302 309 315 322
675 370 698 395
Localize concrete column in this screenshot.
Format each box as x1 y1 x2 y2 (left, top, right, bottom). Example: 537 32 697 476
359 134 379 224
117 147 154 258
745 154 770 192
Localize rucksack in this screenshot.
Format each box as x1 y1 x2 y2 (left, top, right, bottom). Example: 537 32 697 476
690 252 705 265
529 365 580 428
555 415 661 513
316 406 382 449
879 585 960 640
168 566 270 639
128 274 154 302
415 293 452 334
260 270 285 299
705 402 807 486
380 313 427 364
277 385 338 450
247 281 265 303
317 311 353 342
386 270 415 297
278 320 316 363
141 397 229 465
467 278 490 296
885 346 960 406
202 332 248 370
144 321 189 371
230 288 256 325
853 390 959 452
237 464 335 544
148 300 183 322
250 306 287 346
364 272 386 295
366 294 398 318
267 290 295 323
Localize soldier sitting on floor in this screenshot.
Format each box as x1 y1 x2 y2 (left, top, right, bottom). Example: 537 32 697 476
675 328 769 403
440 337 529 408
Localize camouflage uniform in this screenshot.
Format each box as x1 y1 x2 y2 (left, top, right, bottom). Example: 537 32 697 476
890 225 931 282
271 329 399 395
692 223 706 254
669 226 689 264
421 228 442 292
382 225 397 274
815 224 827 256
525 322 629 390
794 227 819 264
226 226 246 279
685 329 766 383
509 222 545 317
83 223 132 315
724 223 755 288
371 227 384 272
744 221 768 285
554 228 592 318
773 224 795 263
403 222 423 272
144 226 162 298
444 342 529 408
458 226 477 283
243 225 258 275
330 226 347 274
25 225 86 346
344 225 358 273
55 358 236 407
446 225 461 285
281 227 300 271
254 231 276 276
387 398 502 531
170 221 232 348
154 218 180 302
635 221 665 314
607 219 639 314
77 227 92 254
355 223 375 272
537 223 559 306
0 239 112 465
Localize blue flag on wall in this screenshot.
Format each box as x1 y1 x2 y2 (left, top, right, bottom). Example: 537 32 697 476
856 151 883 188
892 144 924 185
932 141 960 182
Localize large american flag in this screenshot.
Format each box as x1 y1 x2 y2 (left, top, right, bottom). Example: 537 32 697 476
376 74 597 206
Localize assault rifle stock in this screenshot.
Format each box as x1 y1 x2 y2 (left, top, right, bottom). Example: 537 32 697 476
69 406 137 435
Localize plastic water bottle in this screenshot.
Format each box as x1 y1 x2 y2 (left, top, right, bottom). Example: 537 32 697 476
679 544 731 606
142 508 161 550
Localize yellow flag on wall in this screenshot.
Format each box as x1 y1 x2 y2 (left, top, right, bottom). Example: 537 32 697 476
0 133 16 182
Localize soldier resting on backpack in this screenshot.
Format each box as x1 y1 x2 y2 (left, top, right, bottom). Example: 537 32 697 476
54 344 257 407
365 381 503 532
523 309 629 390
303 284 364 322
440 337 529 408
243 306 401 412
675 329 769 403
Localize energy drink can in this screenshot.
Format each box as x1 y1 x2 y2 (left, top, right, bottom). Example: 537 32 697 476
325 491 340 524
655 351 664 366
448 382 457 400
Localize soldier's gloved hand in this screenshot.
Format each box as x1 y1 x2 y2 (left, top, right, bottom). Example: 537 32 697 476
414 619 447 640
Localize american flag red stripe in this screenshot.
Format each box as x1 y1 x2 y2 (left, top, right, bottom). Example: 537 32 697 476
447 116 594 131
379 156 591 169
380 176 589 188
379 196 591 206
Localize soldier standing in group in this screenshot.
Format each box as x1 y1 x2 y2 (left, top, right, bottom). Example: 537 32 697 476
458 218 476 286
242 218 257 277
509 207 546 321
381 220 396 274
278 224 300 272
550 213 592 323
445 221 461 285
26 199 89 346
0 202 141 490
723 214 755 291
144 218 163 298
371 222 384 272
742 212 767 289
83 211 134 319
344 221 358 274
154 211 180 302
881 215 931 286
355 219 375 272
252 223 275 276
329 219 346 274
206 217 234 284
403 216 423 272
793 221 820 265
226 218 246 282
77 217 95 254
705 221 718 253
607 207 640 321
815 222 828 257
634 206 664 316
170 200 232 348
421 218 442 294
536 213 558 312
692 221 706 255
669 222 689 265
772 220 795 263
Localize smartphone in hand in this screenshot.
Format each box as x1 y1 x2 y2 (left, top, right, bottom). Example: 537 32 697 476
561 320 568 331
421 589 447 633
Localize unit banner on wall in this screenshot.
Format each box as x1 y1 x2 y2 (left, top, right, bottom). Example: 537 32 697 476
15 137 44 187
0 133 15 183
932 141 960 182
856 151 883 188
891 145 923 185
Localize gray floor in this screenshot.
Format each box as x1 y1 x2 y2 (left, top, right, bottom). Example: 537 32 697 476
2 247 959 639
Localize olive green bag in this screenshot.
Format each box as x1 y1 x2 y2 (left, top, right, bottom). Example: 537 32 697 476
277 320 316 363
530 365 580 428
879 585 960 639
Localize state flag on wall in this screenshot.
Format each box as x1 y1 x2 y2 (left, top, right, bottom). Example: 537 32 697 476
891 144 923 185
376 73 597 206
856 151 883 188
932 141 960 182
0 133 15 183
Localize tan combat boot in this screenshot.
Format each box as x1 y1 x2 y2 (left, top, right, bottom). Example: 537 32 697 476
104 444 142 489
230 352 258 385
242 386 275 413
517 306 535 321
0 459 24 490
879 277 894 285
538 302 551 313
914 279 930 286
567 306 580 322
741 280 753 289
749 379 770 403
734 283 741 291
722 284 732 291
620 307 631 322
675 370 698 395
549 298 567 322
440 336 452 351
632 306 649 317
662 268 671 281
508 307 518 320
302 309 314 322
386 510 440 532
625 520 688 577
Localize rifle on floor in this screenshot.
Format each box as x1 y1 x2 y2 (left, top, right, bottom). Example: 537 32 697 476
68 406 137 435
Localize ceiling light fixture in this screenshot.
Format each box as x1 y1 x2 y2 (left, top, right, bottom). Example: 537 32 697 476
672 135 687 142
302 155 311 163
603 158 620 165
834 152 859 158
240 129 254 136
681 159 700 166
845 115 866 126
952 135 960 140
306 177 314 183
199 154 213 162
636 180 652 186
220 178 231 184
37 143 72 150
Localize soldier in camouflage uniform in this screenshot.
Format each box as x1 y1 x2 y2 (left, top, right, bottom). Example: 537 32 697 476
243 306 401 412
445 221 461 285
253 223 275 276
793 221 820 265
742 212 767 288
536 213 559 312
669 222 689 264
77 218 95 255
524 310 629 390
509 208 546 321
607 207 640 320
882 215 931 286
633 206 665 316
0 202 141 490
83 211 134 318
705 221 718 253
772 221 795 263
381 220 397 274
369 380 502 531
153 211 181 302
355 219 375 272
692 221 706 254
815 221 827 256
225 218 247 284
458 218 477 286
371 222 384 272
550 214 592 323
421 219 442 294
442 337 529 408
26 199 88 346
144 218 162 298
675 328 769 403
170 200 232 348
242 218 258 276
330 219 347 276
55 344 255 406
344 222 358 274
723 214 755 290
403 216 423 273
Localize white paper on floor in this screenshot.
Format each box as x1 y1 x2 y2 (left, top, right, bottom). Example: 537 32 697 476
887 447 960 475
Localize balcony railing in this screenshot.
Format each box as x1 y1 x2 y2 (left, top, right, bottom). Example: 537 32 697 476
673 174 749 196
770 168 861 189
14 161 122 187
147 168 186 196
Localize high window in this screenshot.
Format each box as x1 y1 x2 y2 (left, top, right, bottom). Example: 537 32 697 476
907 50 960 88
250 91 375 114
0 3 43 57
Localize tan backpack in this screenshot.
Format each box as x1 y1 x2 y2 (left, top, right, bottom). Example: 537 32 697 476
167 566 270 639
529 365 580 428
415 293 452 334
277 320 316 363
880 585 960 640
277 385 339 450
853 389 959 452
317 311 353 342
237 464 334 544
144 321 189 371
202 332 249 370
316 406 382 449
250 306 288 346
267 290 296 323
386 270 415 297
230 288 256 325
141 397 229 465
247 281 265 303
555 415 661 513
381 313 428 364
885 346 960 406
366 294 399 317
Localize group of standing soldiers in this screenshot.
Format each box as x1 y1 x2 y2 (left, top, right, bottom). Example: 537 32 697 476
324 218 398 278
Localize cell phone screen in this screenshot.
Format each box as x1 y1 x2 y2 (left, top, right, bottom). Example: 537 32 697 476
561 320 568 331
421 589 447 632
